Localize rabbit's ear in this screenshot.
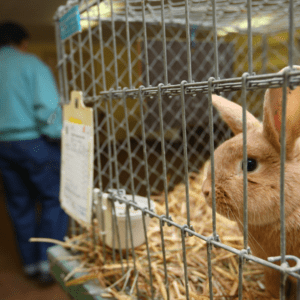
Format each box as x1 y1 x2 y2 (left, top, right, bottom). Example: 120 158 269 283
212 95 261 135
263 66 300 158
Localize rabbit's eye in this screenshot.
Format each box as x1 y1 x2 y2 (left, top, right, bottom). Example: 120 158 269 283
242 158 257 172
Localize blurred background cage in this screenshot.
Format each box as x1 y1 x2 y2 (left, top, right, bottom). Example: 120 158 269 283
53 0 300 299
55 0 300 196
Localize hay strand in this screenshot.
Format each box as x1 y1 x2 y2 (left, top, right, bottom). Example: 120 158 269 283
40 163 277 299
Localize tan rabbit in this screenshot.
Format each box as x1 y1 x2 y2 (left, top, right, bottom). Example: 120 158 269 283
202 66 300 299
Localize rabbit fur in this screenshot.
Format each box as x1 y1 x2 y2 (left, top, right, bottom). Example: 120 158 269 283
202 66 300 299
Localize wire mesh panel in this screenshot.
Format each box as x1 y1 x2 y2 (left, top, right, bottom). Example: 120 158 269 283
54 0 300 299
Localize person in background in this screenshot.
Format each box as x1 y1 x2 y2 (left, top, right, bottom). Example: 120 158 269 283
0 21 68 285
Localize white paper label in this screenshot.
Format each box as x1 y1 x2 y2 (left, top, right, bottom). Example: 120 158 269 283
60 121 93 225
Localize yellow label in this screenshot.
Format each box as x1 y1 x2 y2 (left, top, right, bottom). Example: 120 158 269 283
69 117 82 124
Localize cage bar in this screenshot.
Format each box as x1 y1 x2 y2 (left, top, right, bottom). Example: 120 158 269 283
241 73 249 250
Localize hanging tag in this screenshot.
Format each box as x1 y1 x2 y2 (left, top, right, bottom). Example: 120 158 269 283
59 5 82 41
60 91 94 226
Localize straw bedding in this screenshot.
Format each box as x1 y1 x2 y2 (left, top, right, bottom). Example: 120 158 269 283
31 163 276 299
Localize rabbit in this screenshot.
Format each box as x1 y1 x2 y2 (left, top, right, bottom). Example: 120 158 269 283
202 66 300 299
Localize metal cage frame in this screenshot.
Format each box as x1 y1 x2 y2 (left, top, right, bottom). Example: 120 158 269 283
54 0 300 299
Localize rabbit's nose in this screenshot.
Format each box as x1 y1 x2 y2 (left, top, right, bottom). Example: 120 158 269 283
202 180 211 198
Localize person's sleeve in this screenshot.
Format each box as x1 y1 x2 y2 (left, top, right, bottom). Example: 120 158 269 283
32 58 62 139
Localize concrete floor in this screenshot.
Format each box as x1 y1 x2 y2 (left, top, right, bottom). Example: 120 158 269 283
0 178 70 300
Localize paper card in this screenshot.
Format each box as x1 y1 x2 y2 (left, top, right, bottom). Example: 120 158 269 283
60 91 94 226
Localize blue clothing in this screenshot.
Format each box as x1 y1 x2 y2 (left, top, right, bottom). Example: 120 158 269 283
0 46 68 273
0 46 62 141
0 137 68 268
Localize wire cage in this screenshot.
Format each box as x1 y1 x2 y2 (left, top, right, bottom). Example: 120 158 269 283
54 0 300 299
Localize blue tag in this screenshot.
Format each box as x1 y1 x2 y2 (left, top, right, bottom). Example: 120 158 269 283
47 102 62 125
191 25 197 49
59 5 82 40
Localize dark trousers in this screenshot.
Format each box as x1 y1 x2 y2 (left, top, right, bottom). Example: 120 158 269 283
0 137 68 268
